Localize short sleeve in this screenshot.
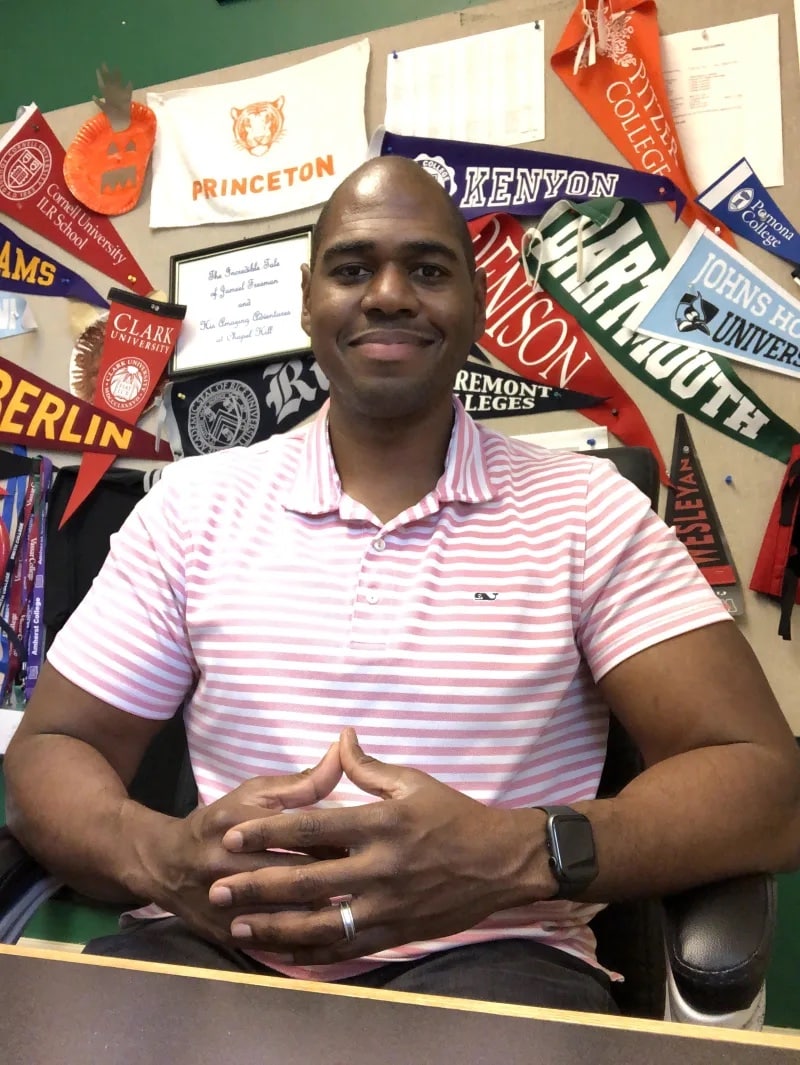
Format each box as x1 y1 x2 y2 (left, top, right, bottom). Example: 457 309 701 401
576 459 731 681
47 464 196 719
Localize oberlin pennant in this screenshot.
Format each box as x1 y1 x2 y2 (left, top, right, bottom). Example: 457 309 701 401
163 354 330 459
528 197 800 465
664 414 744 617
0 221 106 308
59 289 186 527
0 104 152 295
374 127 685 220
697 158 800 268
0 355 172 460
456 350 604 419
469 212 668 481
550 0 731 243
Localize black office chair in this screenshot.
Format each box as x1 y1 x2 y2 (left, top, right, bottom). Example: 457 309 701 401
0 450 776 1026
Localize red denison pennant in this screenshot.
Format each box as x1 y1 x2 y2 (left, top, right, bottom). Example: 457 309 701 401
469 212 668 482
60 289 186 526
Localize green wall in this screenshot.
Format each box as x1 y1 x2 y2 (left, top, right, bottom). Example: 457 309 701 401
0 0 475 123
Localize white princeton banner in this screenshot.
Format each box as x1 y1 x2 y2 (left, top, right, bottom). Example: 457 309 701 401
147 39 370 228
628 222 800 382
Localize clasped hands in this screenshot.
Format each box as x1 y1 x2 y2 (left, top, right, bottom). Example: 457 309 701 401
152 728 543 965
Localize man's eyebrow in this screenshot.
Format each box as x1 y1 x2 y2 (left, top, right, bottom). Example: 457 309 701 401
320 239 461 264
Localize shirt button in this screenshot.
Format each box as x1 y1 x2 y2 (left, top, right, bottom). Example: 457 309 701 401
366 592 379 604
372 538 386 552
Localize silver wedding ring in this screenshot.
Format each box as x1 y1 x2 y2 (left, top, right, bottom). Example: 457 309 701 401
338 899 357 942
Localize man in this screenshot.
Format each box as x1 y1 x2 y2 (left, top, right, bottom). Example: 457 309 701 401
5 157 800 1014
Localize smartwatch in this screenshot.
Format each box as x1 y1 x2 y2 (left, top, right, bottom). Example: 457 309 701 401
535 805 598 899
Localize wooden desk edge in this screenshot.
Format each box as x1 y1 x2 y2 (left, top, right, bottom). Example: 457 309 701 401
2 942 798 1050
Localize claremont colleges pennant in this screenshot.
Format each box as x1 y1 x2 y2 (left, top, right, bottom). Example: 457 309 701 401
0 105 152 295
528 199 800 464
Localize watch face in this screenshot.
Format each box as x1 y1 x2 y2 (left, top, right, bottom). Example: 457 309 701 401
550 813 598 883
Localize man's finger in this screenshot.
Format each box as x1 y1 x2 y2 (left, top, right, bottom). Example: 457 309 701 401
222 802 386 854
209 851 374 908
232 741 343 811
338 727 414 800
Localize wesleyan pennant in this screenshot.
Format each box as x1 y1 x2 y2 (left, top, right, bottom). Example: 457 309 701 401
528 199 800 464
664 414 743 616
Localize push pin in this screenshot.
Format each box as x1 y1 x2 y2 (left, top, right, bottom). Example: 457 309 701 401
724 474 734 486
586 437 597 448
392 50 398 59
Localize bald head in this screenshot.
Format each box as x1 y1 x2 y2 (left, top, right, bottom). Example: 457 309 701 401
310 156 476 276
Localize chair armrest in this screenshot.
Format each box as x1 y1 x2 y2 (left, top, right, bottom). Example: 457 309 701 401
0 826 63 944
663 873 776 1015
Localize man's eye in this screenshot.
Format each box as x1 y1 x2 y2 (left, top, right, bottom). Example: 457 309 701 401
333 264 370 281
413 264 447 280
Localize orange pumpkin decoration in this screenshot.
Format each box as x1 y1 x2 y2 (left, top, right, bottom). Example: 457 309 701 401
64 101 156 216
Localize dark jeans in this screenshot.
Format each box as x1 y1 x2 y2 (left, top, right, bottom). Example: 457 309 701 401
83 918 618 1014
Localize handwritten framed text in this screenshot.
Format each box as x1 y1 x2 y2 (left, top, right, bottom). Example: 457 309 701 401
168 225 312 378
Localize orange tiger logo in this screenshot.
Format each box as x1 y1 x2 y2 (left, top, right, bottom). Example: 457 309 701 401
231 97 285 158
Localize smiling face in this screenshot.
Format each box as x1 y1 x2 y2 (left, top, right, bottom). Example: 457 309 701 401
301 158 486 430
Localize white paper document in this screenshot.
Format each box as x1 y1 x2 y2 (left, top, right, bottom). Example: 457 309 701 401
513 427 609 452
661 15 783 191
385 22 545 147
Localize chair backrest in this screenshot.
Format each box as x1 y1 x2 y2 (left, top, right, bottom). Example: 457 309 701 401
580 447 667 1018
45 466 197 817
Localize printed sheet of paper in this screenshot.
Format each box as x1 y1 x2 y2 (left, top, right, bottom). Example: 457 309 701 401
513 427 610 451
385 22 545 147
661 15 783 191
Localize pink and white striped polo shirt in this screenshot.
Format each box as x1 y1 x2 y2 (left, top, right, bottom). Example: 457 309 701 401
49 400 730 981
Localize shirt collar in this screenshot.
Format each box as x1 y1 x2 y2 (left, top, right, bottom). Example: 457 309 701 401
282 397 497 516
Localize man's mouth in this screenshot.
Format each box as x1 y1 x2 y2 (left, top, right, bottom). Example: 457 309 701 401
348 329 436 361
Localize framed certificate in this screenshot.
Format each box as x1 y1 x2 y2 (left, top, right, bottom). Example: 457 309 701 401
168 225 313 378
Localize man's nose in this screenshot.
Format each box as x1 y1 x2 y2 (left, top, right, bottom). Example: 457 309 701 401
361 263 419 315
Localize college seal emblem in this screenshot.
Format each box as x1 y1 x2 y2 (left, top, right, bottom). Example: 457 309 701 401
188 379 260 453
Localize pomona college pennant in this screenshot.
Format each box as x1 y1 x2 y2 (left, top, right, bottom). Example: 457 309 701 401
628 222 800 383
664 414 743 617
469 211 668 480
696 159 800 267
551 0 731 241
528 198 800 464
0 104 152 294
374 127 685 220
147 40 370 228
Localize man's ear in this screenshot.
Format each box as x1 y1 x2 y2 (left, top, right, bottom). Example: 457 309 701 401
472 267 487 342
300 263 312 337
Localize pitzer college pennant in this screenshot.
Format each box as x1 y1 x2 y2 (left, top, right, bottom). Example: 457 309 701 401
529 198 800 464
551 0 731 242
664 414 744 617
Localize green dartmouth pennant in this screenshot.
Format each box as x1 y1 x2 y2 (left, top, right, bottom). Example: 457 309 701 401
527 199 800 464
